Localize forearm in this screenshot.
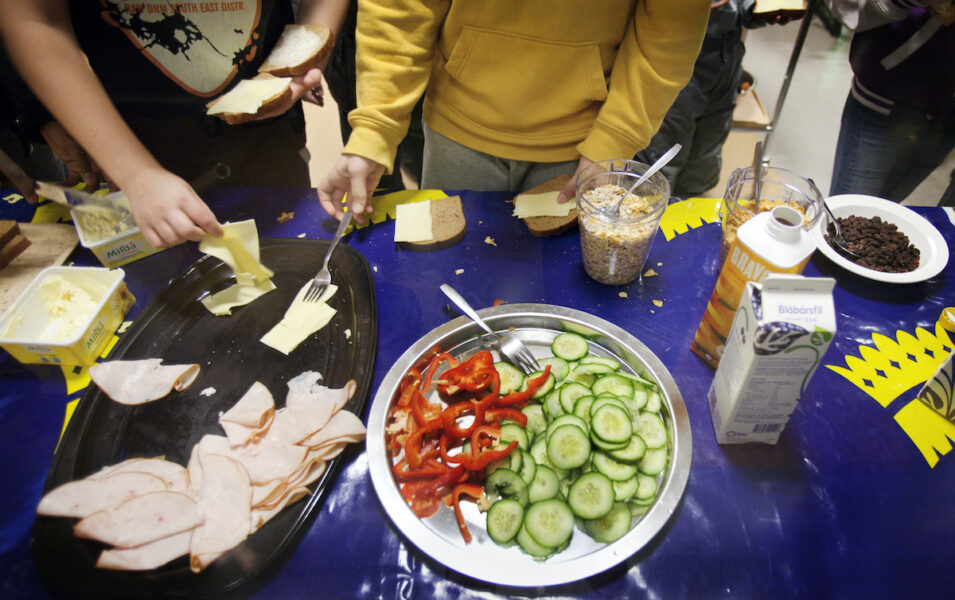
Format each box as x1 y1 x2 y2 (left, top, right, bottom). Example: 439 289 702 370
0 1 162 189
578 0 711 161
297 0 351 38
344 0 449 170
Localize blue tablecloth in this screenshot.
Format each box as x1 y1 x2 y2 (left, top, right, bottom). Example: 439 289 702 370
1 186 953 599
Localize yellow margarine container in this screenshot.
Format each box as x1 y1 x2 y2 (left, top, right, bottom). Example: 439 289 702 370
71 207 162 268
0 266 135 366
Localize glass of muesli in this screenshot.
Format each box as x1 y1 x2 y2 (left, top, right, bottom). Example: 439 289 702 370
575 159 670 285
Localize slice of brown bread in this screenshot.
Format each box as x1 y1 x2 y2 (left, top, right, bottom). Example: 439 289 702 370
403 196 467 252
259 24 335 77
0 220 20 249
206 74 293 125
517 174 578 237
0 233 31 271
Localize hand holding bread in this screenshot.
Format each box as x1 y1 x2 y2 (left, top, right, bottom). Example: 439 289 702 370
206 24 334 125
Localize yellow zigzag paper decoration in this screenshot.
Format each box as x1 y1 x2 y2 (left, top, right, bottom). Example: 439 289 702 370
659 197 721 242
826 322 954 408
827 322 955 467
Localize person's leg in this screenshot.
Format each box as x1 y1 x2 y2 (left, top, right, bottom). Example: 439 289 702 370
671 40 744 197
829 94 953 202
516 159 579 191
421 122 511 190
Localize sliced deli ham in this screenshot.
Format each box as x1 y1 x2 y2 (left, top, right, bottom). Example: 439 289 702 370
96 530 191 571
219 381 275 447
89 359 200 405
74 491 202 549
189 454 252 572
37 471 168 518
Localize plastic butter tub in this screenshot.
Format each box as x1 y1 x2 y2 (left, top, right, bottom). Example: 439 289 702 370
0 266 135 366
71 207 162 268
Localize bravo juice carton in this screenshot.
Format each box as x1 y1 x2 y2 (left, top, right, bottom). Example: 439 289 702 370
708 274 836 444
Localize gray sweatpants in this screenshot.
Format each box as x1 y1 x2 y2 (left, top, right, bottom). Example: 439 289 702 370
421 122 578 192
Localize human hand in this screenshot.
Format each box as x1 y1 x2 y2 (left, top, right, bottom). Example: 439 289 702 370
557 156 595 204
122 167 224 248
39 121 105 191
316 154 385 222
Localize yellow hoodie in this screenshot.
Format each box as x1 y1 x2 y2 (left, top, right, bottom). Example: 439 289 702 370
345 0 710 172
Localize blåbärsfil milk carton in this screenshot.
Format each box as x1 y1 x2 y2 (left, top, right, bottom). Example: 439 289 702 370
708 274 836 444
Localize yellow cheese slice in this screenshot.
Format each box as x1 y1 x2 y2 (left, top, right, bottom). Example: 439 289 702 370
199 220 275 315
260 284 338 355
206 78 292 116
200 279 276 317
512 191 573 219
394 201 433 242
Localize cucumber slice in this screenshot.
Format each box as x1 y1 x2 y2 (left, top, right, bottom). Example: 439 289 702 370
567 471 615 519
500 422 530 451
592 374 634 399
566 369 597 387
516 448 537 485
579 356 621 371
589 396 629 418
582 501 632 543
495 361 525 395
608 433 648 463
485 468 529 506
521 404 547 436
487 498 524 545
543 388 564 419
546 424 592 470
635 412 667 449
612 475 639 501
528 464 560 503
538 356 570 381
593 450 639 481
591 404 633 444
572 395 595 426
634 473 658 501
524 499 575 548
516 522 555 558
645 390 663 413
637 447 668 476
529 436 568 479
570 362 615 376
590 433 629 452
559 382 591 414
625 388 648 413
551 332 589 361
546 414 589 442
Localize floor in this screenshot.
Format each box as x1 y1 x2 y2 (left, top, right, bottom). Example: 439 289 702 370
303 16 953 206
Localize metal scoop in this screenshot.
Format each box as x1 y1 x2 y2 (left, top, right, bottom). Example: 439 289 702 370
608 143 681 214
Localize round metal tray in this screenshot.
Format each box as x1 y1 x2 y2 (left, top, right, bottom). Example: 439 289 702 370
366 303 691 587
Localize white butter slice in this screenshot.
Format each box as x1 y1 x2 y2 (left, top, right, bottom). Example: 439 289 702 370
394 201 433 242
260 284 338 355
512 191 573 219
207 78 292 116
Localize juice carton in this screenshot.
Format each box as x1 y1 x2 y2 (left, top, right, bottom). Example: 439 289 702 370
708 274 836 444
692 205 815 368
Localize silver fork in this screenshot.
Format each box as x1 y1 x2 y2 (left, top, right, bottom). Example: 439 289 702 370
440 284 541 375
304 211 353 303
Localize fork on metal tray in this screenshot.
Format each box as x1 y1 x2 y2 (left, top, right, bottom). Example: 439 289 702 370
304 211 353 303
439 284 541 375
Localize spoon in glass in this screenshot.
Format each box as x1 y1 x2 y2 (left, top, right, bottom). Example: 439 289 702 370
608 143 681 214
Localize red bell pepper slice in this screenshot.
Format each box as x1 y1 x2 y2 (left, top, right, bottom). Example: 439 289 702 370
396 368 423 408
485 407 527 427
496 364 552 407
421 351 457 392
438 350 496 395
392 458 450 480
451 483 485 543
403 417 442 470
463 425 518 471
400 480 443 518
440 399 486 439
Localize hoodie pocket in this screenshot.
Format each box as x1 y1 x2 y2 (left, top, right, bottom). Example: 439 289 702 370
440 26 608 133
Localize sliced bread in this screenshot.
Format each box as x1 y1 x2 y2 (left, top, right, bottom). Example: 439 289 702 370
403 196 467 252
0 233 31 271
517 174 578 237
259 24 335 77
206 74 293 125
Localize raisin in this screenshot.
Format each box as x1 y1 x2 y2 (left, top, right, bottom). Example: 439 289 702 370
825 215 920 273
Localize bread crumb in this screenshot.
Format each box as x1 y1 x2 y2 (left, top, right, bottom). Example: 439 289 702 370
643 268 657 277
657 262 662 267
297 233 306 238
373 265 378 272
345 328 352 340
455 268 465 275
484 236 497 246
277 211 295 223
199 387 216 397
618 291 628 298
652 299 663 307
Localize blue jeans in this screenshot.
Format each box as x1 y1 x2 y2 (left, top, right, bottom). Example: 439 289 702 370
829 94 955 203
